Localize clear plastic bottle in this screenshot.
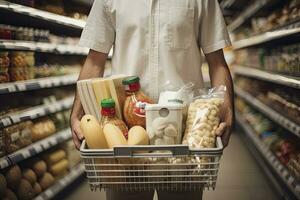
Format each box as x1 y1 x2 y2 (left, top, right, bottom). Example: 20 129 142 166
122 76 153 128
100 98 128 139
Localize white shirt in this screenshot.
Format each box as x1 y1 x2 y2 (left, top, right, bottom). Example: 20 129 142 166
79 0 231 100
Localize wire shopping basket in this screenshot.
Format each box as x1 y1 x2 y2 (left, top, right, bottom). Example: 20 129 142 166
80 137 223 192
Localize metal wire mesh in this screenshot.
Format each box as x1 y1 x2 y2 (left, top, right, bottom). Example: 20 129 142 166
80 140 223 192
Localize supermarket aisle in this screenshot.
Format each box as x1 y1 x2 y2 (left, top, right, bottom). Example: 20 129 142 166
62 132 278 200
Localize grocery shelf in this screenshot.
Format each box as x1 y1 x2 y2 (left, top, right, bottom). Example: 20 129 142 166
234 66 300 89
34 164 84 200
236 112 300 199
0 128 72 169
0 74 78 94
0 0 85 29
0 40 88 55
228 0 271 32
233 27 300 49
0 96 74 128
235 87 300 138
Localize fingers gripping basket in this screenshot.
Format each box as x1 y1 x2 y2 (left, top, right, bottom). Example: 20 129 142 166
80 137 223 192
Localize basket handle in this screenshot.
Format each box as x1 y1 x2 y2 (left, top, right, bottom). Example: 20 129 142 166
113 145 189 157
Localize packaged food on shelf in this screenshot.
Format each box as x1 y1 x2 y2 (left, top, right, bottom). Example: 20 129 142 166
2 121 33 154
145 104 183 145
38 172 55 190
5 165 22 190
48 158 69 177
43 149 67 166
80 115 108 149
182 86 226 149
0 51 10 83
122 76 153 128
16 178 35 200
100 98 128 139
30 117 56 142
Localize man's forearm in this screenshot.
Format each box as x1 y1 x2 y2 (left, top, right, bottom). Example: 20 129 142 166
206 50 234 125
71 50 108 120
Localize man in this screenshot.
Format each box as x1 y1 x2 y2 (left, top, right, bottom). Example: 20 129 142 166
71 0 234 199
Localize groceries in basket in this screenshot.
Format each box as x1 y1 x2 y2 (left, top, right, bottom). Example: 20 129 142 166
122 76 154 128
182 86 226 148
145 104 183 145
100 98 128 139
77 75 226 150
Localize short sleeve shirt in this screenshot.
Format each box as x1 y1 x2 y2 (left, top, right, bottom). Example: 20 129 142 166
79 0 231 99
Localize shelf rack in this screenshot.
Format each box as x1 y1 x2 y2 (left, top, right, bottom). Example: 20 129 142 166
34 164 84 200
0 96 74 128
234 66 300 89
236 112 300 199
0 74 78 95
235 87 300 138
228 0 271 32
0 40 88 55
0 0 85 29
233 27 300 50
0 128 72 169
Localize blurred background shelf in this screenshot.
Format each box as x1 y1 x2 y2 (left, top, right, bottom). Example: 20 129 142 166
236 112 300 199
34 164 84 200
0 74 78 94
0 128 72 169
0 0 85 29
233 27 300 49
234 66 300 89
0 39 89 55
235 87 300 138
0 96 73 128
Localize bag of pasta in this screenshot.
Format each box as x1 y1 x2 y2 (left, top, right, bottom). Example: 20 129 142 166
182 86 226 148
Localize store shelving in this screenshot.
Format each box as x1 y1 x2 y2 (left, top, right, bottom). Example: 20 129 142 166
0 39 89 55
233 27 300 49
0 74 78 94
228 0 271 32
0 128 72 169
236 112 300 199
235 87 300 138
34 164 84 200
0 0 85 29
234 66 300 89
0 96 74 128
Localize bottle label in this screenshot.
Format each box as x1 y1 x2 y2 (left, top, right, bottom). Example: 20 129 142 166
133 101 148 117
101 108 116 116
125 82 140 92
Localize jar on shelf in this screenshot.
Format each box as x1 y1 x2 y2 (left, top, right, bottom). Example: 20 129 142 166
0 51 10 83
100 98 128 139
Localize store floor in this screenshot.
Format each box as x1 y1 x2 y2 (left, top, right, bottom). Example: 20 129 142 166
62 132 279 200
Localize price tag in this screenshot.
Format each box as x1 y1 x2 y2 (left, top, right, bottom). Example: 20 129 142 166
16 83 26 91
8 85 17 92
10 115 21 124
0 158 9 169
2 118 12 127
45 189 54 198
22 150 31 159
48 104 57 113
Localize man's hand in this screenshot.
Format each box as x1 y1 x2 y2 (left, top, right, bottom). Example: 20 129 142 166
70 116 84 150
215 106 234 148
70 50 108 149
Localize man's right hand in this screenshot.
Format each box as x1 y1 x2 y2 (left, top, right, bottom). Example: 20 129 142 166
70 116 84 150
